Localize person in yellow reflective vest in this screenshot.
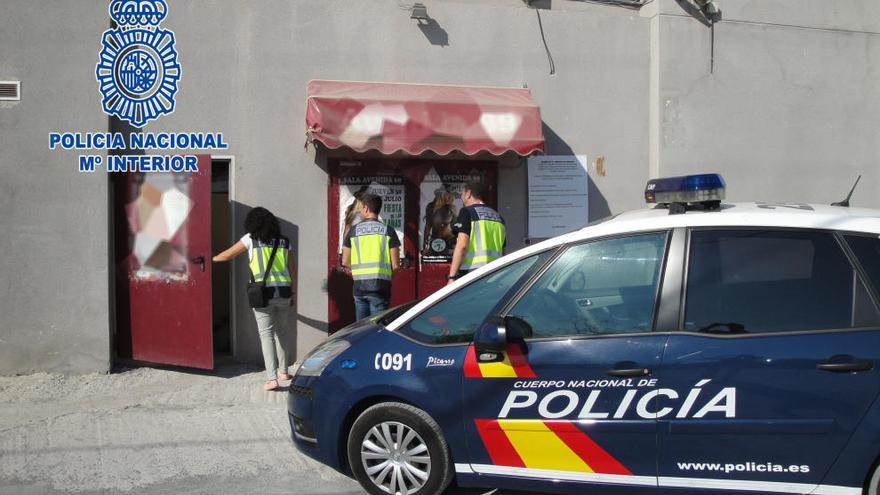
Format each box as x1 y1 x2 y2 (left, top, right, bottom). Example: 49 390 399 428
342 193 401 320
213 207 295 391
448 181 505 285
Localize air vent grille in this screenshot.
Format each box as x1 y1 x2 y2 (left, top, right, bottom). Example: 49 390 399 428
0 81 20 101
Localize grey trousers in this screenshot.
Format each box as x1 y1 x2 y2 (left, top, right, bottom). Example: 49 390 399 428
252 297 291 380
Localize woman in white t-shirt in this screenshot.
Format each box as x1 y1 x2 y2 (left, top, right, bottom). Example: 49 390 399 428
213 207 295 391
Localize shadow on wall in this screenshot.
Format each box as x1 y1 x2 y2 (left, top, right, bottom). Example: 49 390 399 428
230 201 325 366
327 260 356 333
109 116 144 363
675 0 721 26
417 18 449 46
310 147 356 334
541 123 611 221
524 0 552 9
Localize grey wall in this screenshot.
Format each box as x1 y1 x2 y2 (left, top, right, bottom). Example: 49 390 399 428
0 1 111 374
649 0 880 206
2 0 876 374
150 0 651 364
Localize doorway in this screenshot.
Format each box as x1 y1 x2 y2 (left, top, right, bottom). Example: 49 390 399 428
211 158 232 356
327 158 498 332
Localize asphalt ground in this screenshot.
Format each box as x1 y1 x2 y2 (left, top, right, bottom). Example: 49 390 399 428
0 364 517 495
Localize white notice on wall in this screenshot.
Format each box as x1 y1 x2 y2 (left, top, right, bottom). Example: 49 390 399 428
527 155 589 239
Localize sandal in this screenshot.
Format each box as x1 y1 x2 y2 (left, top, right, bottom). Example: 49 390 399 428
278 372 291 381
263 379 279 391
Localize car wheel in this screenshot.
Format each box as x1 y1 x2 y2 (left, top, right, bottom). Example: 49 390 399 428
347 402 453 495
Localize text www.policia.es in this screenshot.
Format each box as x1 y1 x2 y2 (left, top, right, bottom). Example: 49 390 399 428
677 462 811 474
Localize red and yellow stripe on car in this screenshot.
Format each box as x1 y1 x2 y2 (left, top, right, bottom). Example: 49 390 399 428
474 419 631 476
463 344 536 378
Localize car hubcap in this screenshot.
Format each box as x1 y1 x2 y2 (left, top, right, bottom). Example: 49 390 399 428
361 421 431 495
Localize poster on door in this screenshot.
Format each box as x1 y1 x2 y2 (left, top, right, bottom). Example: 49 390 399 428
339 175 405 257
418 167 482 263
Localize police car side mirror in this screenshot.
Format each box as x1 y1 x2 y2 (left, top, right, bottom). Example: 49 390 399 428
474 315 532 361
504 315 533 341
474 316 507 357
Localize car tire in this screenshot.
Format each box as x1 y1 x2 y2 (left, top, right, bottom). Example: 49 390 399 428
868 462 880 495
347 402 453 495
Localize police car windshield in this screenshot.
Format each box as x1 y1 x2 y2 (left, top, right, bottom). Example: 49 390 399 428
399 254 544 344
377 300 421 327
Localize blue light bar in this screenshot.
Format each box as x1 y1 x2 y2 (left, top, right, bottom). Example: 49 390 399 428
645 173 726 205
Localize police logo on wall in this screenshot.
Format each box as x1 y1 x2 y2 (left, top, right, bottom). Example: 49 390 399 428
96 0 181 128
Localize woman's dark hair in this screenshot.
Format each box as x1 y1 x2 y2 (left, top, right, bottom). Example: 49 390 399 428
244 207 281 244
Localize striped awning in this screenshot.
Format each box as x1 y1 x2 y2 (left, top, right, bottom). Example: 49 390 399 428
306 80 544 156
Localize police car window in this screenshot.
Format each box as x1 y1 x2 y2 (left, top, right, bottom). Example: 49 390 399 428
685 230 880 334
402 255 541 344
846 235 880 296
509 233 667 338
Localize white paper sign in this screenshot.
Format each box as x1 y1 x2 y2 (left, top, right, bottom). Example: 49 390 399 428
528 155 589 239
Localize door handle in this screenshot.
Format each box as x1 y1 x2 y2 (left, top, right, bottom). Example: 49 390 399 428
477 351 504 363
191 255 206 272
606 367 651 377
817 359 873 373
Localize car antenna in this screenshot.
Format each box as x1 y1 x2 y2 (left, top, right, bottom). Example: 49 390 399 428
831 175 862 207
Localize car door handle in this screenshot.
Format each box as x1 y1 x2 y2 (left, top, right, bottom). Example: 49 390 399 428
817 360 873 373
606 367 651 377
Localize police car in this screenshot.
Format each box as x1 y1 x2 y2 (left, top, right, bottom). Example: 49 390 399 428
289 174 880 495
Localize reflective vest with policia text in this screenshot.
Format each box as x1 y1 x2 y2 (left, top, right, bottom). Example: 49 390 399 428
350 220 394 282
461 204 505 271
248 238 292 287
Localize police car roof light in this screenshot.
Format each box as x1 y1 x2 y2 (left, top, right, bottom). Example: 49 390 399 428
645 173 725 214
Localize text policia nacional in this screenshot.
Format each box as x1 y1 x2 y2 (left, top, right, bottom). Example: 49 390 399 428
48 132 229 173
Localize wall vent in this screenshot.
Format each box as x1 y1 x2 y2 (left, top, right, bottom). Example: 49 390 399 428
0 81 20 101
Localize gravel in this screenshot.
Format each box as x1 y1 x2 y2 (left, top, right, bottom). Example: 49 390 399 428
0 365 515 495
0 365 362 494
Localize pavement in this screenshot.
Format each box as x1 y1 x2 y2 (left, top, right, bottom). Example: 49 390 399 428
0 364 507 495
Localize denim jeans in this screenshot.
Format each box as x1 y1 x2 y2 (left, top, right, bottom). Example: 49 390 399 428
252 297 291 380
354 294 389 321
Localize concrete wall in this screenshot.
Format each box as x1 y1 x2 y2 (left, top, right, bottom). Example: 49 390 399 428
648 0 880 206
0 1 111 374
150 0 652 364
1 0 876 373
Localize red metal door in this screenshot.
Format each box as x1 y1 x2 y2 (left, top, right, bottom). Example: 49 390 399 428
327 160 418 333
119 154 213 369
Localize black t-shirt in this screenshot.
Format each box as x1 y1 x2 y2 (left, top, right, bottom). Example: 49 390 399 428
452 204 505 240
344 219 401 296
